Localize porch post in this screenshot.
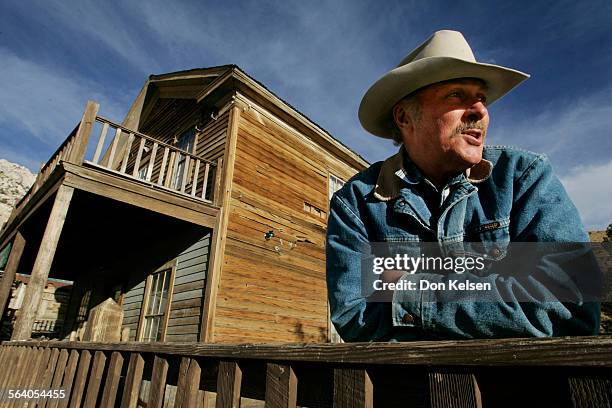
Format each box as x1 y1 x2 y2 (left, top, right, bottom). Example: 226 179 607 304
0 231 26 318
68 101 99 166
11 185 74 340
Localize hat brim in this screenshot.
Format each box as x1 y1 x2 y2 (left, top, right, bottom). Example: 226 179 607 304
358 57 530 138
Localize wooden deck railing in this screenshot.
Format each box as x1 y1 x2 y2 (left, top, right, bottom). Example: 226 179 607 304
1 336 611 407
87 117 217 203
4 101 219 232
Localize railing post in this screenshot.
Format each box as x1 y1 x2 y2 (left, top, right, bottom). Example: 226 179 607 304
68 101 99 165
11 185 74 340
0 231 26 318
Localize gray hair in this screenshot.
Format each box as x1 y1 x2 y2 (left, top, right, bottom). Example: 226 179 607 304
390 92 422 146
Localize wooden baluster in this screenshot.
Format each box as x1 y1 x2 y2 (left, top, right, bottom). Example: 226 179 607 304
132 137 146 178
165 151 178 188
157 147 170 185
42 349 69 408
191 160 201 196
57 350 80 408
107 128 122 169
175 357 201 408
265 363 297 408
216 361 242 408
146 142 158 182
333 368 373 408
428 371 482 408
83 351 107 408
120 353 144 408
92 122 109 164
40 348 61 395
148 355 169 408
120 133 135 173
180 156 190 192
201 163 210 200
100 351 124 408
68 350 92 408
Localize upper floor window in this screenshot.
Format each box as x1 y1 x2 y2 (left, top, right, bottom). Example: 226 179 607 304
173 128 196 189
328 174 345 201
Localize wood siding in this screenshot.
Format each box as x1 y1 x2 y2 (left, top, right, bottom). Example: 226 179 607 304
212 103 360 343
165 233 211 342
120 233 211 342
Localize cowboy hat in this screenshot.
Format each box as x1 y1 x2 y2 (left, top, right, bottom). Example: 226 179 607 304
358 30 530 138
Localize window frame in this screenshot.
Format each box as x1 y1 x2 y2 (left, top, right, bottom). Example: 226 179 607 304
136 260 177 342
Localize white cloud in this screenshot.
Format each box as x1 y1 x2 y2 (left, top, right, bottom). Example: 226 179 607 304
560 160 612 231
0 48 124 145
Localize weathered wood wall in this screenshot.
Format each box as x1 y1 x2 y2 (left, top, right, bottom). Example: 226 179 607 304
212 103 360 343
165 233 211 342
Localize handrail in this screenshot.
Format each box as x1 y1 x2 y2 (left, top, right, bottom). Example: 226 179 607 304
95 116 217 166
1 337 611 407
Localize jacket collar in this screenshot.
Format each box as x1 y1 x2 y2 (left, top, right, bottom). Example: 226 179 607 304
373 146 493 201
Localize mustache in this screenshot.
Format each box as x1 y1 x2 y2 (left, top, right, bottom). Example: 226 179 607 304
454 121 486 135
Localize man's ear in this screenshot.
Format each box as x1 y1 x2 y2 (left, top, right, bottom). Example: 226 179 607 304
393 102 411 131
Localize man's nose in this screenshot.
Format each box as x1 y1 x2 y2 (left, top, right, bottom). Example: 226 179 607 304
464 101 488 122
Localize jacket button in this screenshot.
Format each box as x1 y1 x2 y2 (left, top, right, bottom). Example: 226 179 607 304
489 247 501 257
402 313 415 324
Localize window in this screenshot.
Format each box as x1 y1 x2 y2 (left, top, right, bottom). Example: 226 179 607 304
76 289 91 325
173 128 196 189
329 174 345 200
141 268 172 342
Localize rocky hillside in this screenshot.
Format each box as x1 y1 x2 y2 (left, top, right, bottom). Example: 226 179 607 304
0 159 36 228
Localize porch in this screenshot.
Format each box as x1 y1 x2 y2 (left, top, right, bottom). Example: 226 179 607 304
0 101 226 341
1 336 611 407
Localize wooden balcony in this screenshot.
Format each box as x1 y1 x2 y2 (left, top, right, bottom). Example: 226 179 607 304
1 336 611 407
3 101 221 236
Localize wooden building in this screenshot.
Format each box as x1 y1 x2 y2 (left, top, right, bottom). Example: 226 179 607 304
0 65 367 344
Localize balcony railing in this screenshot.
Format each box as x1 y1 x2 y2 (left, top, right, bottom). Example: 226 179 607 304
4 101 219 232
1 336 611 407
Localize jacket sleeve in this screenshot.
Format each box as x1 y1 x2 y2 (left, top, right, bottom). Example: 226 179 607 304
392 155 601 338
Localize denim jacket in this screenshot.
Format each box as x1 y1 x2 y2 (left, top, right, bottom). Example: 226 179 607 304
326 146 600 341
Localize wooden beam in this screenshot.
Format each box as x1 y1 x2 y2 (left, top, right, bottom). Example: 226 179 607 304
62 162 218 228
68 101 100 166
216 361 242 408
333 368 372 408
11 185 74 340
200 104 241 342
0 231 26 318
265 363 297 408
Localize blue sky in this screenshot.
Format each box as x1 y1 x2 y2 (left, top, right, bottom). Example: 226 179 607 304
0 0 610 229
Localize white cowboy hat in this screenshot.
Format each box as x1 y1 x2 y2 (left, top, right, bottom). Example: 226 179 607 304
358 30 530 138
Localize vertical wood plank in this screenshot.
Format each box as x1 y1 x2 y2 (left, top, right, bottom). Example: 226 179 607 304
191 159 201 196
568 376 612 407
146 142 158 182
265 363 297 408
157 147 170 185
180 156 190 192
67 101 99 165
40 349 69 408
9 346 35 408
212 157 223 205
333 368 373 408
33 347 53 389
216 361 242 408
99 351 124 408
68 350 92 408
201 163 210 200
429 371 482 408
132 137 147 177
92 122 109 164
0 231 26 316
148 355 169 408
164 151 177 188
57 350 80 408
11 185 74 340
120 133 135 173
119 353 144 408
83 351 107 408
175 358 201 408
106 128 122 169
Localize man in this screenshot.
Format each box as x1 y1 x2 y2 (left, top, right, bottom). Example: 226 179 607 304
326 30 600 341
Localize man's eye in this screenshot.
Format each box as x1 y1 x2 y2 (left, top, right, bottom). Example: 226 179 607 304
478 95 488 104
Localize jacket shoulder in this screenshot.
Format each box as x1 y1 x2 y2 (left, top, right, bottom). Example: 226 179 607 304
483 145 549 178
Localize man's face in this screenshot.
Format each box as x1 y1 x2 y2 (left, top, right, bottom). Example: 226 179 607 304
397 78 490 179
